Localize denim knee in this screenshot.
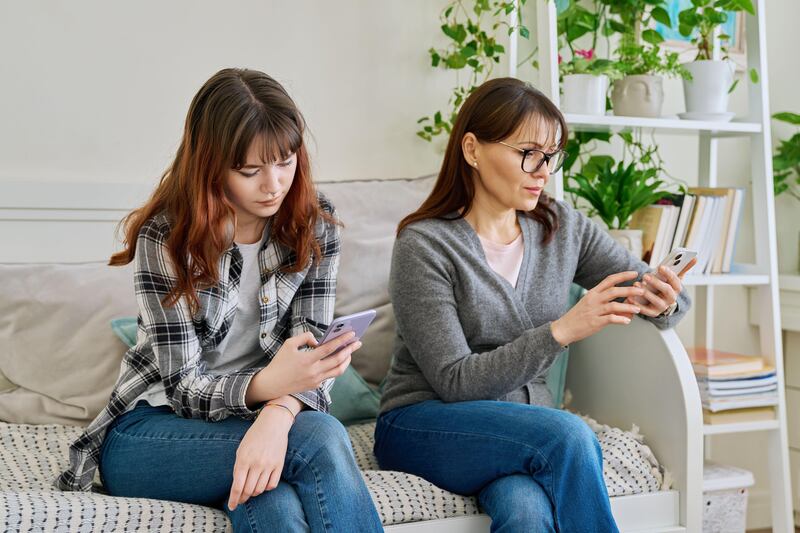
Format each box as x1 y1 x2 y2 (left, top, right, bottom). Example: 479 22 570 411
479 475 555 533
287 411 355 475
228 483 308 533
557 412 602 460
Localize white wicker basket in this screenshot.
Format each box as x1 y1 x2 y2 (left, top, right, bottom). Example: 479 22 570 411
702 462 755 533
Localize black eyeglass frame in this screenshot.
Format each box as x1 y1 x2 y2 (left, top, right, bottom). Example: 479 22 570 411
496 141 568 175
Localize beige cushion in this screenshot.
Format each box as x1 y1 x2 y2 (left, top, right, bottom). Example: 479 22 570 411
319 176 435 385
0 263 136 426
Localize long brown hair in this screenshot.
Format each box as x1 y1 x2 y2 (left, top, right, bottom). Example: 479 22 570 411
398 77 567 243
110 68 331 313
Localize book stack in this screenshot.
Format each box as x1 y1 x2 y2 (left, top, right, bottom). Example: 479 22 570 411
629 187 745 274
688 347 778 425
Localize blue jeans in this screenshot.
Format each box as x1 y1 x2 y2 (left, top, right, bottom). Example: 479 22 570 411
100 401 383 533
374 400 618 533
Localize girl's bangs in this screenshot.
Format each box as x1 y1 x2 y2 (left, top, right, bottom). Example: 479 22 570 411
231 110 303 169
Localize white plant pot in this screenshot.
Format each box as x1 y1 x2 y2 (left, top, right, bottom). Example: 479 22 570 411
607 229 643 260
562 74 609 115
682 60 735 114
611 75 664 118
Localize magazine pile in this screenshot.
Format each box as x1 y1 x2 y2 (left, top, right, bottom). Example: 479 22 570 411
689 347 777 425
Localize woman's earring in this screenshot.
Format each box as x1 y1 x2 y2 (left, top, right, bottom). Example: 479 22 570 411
473 161 478 167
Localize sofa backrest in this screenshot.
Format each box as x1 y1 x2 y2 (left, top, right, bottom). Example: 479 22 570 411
317 176 435 385
0 176 436 425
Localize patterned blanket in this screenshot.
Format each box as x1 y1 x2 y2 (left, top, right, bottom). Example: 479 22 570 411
0 417 666 531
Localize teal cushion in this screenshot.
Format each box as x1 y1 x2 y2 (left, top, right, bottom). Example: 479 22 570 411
544 284 585 408
109 317 379 426
111 317 138 347
329 366 381 425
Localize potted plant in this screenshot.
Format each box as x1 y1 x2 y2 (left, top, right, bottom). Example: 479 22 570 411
611 43 689 118
600 0 689 117
557 3 620 115
560 49 621 115
565 154 672 256
677 0 757 120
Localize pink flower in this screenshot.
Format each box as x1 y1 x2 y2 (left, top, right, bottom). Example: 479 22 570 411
575 49 594 60
558 53 563 64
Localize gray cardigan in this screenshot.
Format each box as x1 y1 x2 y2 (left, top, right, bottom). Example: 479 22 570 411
379 200 691 414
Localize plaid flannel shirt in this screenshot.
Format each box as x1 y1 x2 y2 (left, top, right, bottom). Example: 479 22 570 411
54 192 340 492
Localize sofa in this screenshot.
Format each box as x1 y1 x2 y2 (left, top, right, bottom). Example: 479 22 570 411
0 175 704 532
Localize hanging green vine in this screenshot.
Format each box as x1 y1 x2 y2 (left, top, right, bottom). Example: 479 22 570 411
417 0 529 142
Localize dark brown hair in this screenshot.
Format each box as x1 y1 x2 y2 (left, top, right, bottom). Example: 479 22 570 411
398 77 568 243
110 68 332 313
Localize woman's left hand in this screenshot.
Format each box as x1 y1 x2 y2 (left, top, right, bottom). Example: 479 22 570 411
627 258 697 317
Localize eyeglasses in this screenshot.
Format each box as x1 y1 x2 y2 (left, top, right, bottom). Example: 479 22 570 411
496 141 567 174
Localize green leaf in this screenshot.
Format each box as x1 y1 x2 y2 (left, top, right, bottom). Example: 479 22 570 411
441 23 468 43
773 112 800 125
446 53 468 69
460 44 477 58
749 68 759 83
519 26 530 39
609 19 628 34
728 78 740 93
651 6 672 27
642 29 665 45
737 0 756 15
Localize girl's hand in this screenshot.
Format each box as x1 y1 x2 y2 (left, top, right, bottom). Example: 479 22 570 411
551 271 644 347
227 401 296 511
247 331 362 405
627 257 697 317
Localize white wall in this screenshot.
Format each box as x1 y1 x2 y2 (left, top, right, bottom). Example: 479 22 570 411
1 0 799 528
0 1 460 184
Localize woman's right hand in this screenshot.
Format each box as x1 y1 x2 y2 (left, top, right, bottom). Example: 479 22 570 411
247 332 361 404
550 271 645 347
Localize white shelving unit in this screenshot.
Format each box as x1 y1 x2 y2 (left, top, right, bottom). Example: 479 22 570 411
516 0 793 531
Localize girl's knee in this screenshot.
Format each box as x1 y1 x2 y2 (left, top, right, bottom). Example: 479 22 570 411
290 411 354 470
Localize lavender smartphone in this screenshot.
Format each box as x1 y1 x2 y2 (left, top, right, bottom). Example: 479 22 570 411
319 310 377 353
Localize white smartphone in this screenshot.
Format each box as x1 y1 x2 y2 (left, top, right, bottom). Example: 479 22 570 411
631 248 697 306
654 247 698 280
318 309 377 354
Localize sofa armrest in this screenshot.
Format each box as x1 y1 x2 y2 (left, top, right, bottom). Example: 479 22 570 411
565 316 703 531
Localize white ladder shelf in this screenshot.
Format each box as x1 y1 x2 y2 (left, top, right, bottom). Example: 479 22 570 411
517 0 794 531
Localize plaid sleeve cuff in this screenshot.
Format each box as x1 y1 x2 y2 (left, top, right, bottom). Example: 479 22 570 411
223 369 262 419
290 388 330 413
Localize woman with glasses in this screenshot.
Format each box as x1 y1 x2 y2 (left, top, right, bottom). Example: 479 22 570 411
374 77 695 532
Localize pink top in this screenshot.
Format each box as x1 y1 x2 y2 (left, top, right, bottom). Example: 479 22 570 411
477 232 525 287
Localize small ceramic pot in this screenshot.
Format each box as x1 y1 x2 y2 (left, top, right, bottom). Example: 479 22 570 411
562 74 609 115
611 75 664 118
